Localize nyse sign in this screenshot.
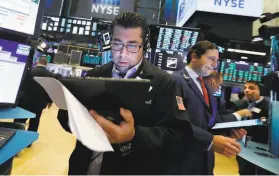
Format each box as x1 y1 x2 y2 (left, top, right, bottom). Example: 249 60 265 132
70 0 135 20
197 0 262 17
92 4 120 15
91 0 120 16
214 0 245 8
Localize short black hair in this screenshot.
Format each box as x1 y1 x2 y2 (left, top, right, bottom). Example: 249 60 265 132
187 40 218 64
245 80 260 88
110 11 149 40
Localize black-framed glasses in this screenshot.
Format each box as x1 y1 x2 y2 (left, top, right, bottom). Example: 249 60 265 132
110 43 143 53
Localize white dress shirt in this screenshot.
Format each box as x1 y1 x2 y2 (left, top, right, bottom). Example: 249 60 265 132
233 96 264 121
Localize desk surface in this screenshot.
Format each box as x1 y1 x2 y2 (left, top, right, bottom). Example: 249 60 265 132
0 107 35 119
238 141 279 174
0 130 38 165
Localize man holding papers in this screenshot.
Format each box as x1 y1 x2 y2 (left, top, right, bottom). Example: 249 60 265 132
57 12 192 175
232 81 270 175
202 70 270 175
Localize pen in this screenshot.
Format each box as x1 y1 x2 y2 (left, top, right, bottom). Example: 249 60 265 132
256 147 267 151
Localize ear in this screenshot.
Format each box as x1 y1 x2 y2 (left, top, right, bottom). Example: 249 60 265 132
191 53 198 62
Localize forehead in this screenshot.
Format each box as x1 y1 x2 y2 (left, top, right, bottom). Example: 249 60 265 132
112 25 142 42
244 83 258 89
204 49 219 59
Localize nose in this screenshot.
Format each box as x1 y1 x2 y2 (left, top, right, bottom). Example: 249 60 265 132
119 46 129 56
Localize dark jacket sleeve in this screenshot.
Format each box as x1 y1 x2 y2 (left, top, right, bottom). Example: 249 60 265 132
215 112 238 123
131 77 192 157
174 75 213 151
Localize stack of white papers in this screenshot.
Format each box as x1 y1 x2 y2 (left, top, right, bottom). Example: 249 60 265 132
212 119 263 130
34 77 113 152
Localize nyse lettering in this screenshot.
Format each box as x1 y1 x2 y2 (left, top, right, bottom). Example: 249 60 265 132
214 0 245 8
92 4 120 15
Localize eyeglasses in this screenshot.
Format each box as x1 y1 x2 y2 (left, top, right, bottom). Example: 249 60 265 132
110 43 143 53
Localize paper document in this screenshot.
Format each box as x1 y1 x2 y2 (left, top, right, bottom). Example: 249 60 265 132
34 77 113 152
212 119 263 130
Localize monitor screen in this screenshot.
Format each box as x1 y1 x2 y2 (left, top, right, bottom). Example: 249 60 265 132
53 53 69 64
220 59 269 83
149 25 199 72
153 49 187 71
156 26 199 52
81 51 101 67
271 36 279 72
0 0 41 36
58 44 69 53
0 38 30 106
213 86 222 97
102 50 112 65
69 50 82 65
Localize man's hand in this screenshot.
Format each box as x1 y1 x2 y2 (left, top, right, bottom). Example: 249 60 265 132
212 135 241 157
231 128 247 139
236 109 252 118
90 108 135 144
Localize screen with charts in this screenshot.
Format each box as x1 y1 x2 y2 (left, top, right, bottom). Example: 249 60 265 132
220 59 270 83
0 39 30 106
81 51 102 67
0 0 41 35
156 26 199 52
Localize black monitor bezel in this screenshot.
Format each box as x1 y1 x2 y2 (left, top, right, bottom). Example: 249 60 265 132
0 39 33 109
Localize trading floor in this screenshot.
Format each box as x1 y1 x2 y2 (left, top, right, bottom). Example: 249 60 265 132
3 105 239 175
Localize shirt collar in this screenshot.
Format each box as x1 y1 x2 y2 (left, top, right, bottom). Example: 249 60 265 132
112 59 143 78
186 65 200 80
255 96 264 104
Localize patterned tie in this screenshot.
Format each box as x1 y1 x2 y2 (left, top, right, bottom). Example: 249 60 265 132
197 76 210 107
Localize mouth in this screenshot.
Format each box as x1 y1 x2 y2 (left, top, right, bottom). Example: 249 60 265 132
119 61 129 66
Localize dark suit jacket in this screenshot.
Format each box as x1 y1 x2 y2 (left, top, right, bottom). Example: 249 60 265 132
232 98 270 143
18 66 60 111
172 68 220 175
57 60 192 175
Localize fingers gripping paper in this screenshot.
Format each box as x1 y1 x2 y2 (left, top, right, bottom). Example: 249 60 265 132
34 77 113 152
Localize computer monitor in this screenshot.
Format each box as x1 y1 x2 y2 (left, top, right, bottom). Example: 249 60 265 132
150 25 199 52
270 36 279 73
69 50 82 65
0 0 44 37
220 59 270 84
213 86 223 97
153 49 187 71
80 51 101 67
149 25 199 71
53 53 69 64
0 38 31 108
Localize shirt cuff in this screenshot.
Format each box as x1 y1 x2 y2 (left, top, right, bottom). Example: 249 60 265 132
207 141 213 151
233 112 242 121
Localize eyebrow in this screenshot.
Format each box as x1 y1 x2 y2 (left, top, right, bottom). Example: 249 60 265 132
112 38 140 44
